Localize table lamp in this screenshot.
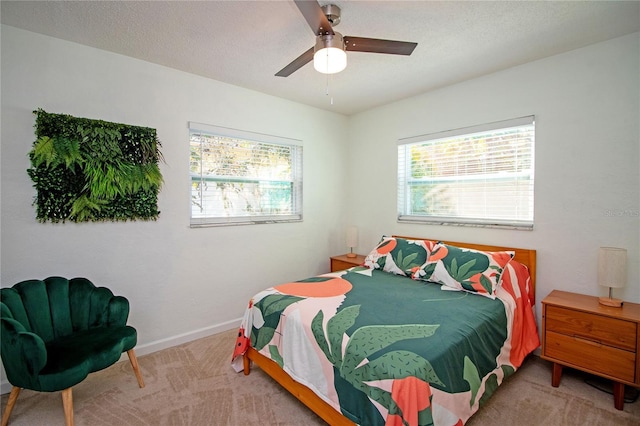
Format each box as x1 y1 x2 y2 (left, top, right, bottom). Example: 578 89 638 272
598 247 626 307
346 227 358 258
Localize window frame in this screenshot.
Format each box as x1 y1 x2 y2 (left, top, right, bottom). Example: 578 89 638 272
189 122 303 227
397 116 535 230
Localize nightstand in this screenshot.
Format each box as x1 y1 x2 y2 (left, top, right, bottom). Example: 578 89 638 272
541 290 640 410
330 254 366 272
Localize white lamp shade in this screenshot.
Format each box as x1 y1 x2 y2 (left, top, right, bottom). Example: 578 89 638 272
346 226 358 248
598 247 627 289
313 32 347 74
314 47 347 74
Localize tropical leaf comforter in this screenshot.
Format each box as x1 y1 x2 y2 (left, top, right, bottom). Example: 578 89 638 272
232 262 539 426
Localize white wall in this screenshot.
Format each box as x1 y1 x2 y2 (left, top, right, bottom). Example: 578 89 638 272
0 26 350 356
347 33 640 313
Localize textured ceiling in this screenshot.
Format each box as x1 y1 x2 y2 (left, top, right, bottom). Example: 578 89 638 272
2 1 639 115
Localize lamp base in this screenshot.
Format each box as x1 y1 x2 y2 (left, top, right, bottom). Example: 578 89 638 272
599 297 623 308
346 253 357 258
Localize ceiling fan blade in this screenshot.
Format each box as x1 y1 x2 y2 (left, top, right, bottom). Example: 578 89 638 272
344 37 417 55
275 47 314 77
294 0 334 35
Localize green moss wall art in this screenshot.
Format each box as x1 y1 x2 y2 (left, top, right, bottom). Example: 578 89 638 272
27 109 164 223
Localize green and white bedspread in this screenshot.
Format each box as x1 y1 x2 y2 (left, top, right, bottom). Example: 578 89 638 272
232 265 539 426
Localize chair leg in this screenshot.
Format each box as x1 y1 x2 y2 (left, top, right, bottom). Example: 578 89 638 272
127 349 145 388
61 387 74 426
1 386 21 426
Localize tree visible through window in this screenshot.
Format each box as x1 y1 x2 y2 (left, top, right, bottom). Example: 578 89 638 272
397 116 535 229
189 123 302 226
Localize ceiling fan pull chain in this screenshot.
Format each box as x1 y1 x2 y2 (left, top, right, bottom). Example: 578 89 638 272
325 73 329 96
325 74 335 105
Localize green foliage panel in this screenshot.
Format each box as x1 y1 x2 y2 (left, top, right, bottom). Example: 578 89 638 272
27 109 164 222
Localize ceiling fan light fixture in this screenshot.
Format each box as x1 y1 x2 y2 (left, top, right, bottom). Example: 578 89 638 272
314 32 346 74
275 1 417 78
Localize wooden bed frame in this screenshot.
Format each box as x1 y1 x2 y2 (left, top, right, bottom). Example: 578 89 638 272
243 237 537 425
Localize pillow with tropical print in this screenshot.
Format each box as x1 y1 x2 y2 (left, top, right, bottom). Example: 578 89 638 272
364 236 441 278
420 243 514 299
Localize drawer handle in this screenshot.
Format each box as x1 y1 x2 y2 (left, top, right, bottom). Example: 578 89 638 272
573 335 602 347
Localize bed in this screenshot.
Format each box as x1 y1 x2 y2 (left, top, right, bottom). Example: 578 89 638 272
232 236 539 425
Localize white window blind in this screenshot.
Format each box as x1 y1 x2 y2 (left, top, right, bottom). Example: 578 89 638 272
189 122 302 227
397 116 535 229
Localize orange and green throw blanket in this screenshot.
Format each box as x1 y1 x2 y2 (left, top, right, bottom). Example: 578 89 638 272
232 262 538 426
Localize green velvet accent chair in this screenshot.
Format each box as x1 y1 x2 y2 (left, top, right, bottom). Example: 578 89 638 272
0 277 145 426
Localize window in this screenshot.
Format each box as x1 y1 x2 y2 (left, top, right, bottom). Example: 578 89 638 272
397 116 535 229
189 122 302 227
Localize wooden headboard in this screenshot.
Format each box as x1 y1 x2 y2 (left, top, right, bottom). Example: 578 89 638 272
393 236 537 295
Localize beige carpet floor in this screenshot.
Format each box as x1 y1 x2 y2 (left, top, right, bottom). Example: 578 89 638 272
1 329 639 425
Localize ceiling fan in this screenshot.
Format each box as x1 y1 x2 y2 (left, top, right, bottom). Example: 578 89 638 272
275 0 418 77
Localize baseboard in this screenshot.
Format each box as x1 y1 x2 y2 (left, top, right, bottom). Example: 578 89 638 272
132 317 242 357
0 318 242 395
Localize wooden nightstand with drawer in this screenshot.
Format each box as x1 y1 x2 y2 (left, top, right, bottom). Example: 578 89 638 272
541 290 640 410
330 254 366 272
